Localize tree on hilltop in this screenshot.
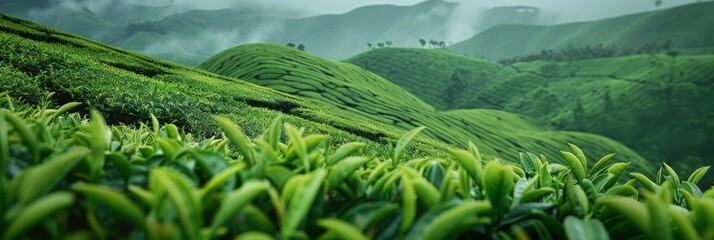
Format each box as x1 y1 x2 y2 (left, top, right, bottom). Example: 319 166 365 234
419 39 426 47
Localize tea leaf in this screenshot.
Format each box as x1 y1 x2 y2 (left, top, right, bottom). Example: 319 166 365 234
318 218 369 240
643 191 673 240
630 173 658 192
71 183 145 229
669 208 698 240
564 216 610 240
5 112 39 163
521 188 555 203
605 185 639 199
216 116 255 165
412 178 441 208
393 127 425 167
539 163 551 188
420 201 492 239
483 162 514 212
3 192 75 240
210 181 270 234
284 169 327 238
590 153 615 176
327 156 370 189
449 148 483 187
199 162 247 199
400 176 417 234
598 196 648 233
150 168 202 239
19 147 89 204
603 162 630 190
234 231 276 240
687 166 710 185
329 142 367 165
663 163 680 183
567 143 587 172
562 151 586 183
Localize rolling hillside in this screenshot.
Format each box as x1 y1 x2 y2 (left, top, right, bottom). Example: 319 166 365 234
348 47 714 180
0 13 449 159
198 44 652 173
347 47 510 110
450 2 714 60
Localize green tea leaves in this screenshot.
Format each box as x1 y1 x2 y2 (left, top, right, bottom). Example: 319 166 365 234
216 116 255 166
71 183 145 229
18 147 89 205
483 162 515 214
562 151 586 183
393 127 425 168
564 216 610 240
3 192 75 240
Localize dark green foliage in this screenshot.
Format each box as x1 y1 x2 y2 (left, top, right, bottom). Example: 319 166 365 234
348 47 714 186
499 41 673 65
450 2 714 60
441 68 471 108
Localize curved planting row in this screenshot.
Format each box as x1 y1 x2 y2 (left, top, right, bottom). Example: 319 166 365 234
198 44 652 174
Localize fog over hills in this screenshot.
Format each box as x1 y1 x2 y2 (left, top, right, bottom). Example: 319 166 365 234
0 0 699 65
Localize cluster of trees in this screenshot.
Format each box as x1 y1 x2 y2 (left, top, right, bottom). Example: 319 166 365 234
367 41 393 49
656 0 704 8
419 39 447 48
499 41 674 64
441 68 472 108
286 43 305 51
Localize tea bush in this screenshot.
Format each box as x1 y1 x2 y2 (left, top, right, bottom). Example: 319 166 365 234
1 92 712 240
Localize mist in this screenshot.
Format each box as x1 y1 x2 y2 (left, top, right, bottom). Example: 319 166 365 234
141 0 700 22
1 0 705 64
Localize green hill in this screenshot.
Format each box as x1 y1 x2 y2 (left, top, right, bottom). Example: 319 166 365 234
347 47 510 110
198 44 652 173
450 2 714 60
0 13 655 174
347 47 714 180
0 13 450 159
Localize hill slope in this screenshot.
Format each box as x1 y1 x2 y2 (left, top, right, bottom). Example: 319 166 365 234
450 2 714 60
198 44 652 173
347 48 511 110
348 47 714 177
0 13 452 159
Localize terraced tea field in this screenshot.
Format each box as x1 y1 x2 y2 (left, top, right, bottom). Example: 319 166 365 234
348 47 714 183
198 44 651 174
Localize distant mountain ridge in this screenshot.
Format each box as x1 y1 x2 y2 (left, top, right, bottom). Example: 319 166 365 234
0 0 547 65
450 2 714 60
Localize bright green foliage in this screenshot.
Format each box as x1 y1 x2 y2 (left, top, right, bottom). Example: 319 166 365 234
2 94 712 239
